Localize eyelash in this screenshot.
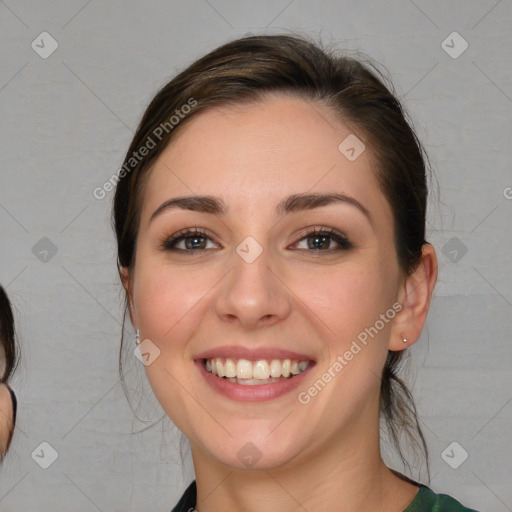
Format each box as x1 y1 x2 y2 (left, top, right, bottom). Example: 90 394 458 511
161 226 352 254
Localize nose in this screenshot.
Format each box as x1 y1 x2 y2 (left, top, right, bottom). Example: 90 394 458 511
214 245 292 330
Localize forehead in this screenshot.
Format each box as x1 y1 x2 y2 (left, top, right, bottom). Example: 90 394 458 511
140 94 391 223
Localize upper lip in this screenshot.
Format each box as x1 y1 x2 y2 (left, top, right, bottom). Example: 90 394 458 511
194 345 314 361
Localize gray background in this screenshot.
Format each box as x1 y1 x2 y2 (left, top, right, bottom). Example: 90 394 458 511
1 1 511 511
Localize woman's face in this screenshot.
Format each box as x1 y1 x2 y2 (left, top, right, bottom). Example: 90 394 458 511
126 94 406 470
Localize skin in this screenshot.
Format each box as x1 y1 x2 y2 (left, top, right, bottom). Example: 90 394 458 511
122 93 437 512
0 383 14 455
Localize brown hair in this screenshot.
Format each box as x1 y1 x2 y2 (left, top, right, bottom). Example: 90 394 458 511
0 285 19 457
0 286 18 384
113 34 431 478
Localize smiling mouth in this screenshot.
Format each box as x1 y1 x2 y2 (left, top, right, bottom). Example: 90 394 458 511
204 357 311 385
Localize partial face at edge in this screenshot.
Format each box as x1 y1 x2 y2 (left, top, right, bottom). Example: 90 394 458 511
0 383 14 456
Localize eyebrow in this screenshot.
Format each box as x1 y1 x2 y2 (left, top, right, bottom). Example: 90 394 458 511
149 193 371 223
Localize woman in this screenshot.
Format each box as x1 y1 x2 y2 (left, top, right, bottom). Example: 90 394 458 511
0 286 18 459
113 34 479 511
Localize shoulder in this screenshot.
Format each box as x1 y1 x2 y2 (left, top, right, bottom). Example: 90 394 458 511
405 484 481 512
170 480 196 512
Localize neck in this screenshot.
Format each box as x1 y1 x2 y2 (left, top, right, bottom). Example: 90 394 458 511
189 415 418 512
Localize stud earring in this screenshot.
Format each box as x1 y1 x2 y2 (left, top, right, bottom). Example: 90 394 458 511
135 328 140 346
401 333 407 344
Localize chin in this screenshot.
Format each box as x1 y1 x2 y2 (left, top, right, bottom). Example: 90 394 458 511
192 425 310 472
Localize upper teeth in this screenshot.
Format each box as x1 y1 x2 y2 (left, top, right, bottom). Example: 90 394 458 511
205 358 309 379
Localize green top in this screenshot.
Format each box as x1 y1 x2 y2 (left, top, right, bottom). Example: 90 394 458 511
404 484 480 511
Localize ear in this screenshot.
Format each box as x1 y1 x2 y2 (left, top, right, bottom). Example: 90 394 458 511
390 243 438 351
120 266 136 328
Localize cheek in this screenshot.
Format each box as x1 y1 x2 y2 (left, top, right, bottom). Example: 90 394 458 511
131 263 217 428
293 261 394 344
132 249 229 364
287 262 395 424
134 266 205 344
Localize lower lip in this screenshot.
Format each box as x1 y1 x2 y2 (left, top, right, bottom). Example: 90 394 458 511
195 360 314 402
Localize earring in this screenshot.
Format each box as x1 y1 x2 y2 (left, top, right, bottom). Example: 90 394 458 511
401 333 407 344
135 328 140 346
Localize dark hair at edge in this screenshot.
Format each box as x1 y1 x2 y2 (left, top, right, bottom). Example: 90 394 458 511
113 33 432 480
0 285 19 458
